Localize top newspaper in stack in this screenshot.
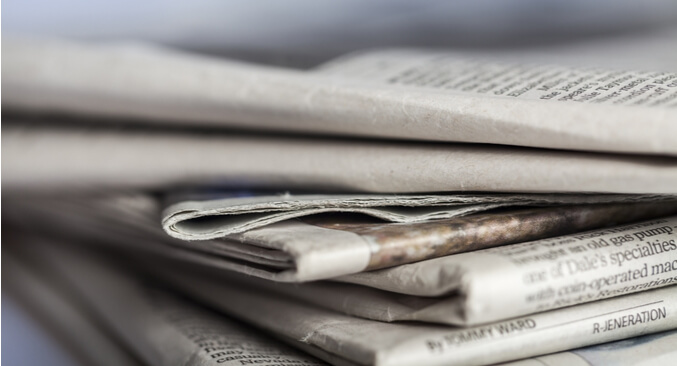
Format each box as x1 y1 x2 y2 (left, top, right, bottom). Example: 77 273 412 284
4 38 677 193
4 38 677 155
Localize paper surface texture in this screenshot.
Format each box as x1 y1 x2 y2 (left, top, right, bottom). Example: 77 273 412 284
336 216 677 325
3 38 677 155
149 255 677 366
4 124 677 194
498 329 677 366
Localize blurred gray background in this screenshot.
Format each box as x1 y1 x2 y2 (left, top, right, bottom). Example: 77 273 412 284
4 0 677 68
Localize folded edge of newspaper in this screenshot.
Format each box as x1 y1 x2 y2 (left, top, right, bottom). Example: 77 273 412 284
8 193 677 282
161 192 676 239
5 124 677 194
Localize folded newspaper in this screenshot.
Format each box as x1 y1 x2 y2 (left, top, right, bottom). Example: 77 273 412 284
4 233 327 366
6 33 677 366
4 38 677 155
5 123 677 194
7 193 677 281
208 215 677 326
4 38 677 194
148 257 677 366
7 192 677 326
10 231 677 366
5 36 677 366
7 230 676 366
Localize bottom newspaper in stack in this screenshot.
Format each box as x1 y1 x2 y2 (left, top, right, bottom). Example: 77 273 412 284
4 212 677 366
3 232 325 366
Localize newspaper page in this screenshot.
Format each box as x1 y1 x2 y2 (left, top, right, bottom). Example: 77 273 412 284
3 37 677 155
148 251 677 366
6 232 328 366
162 192 676 238
499 329 677 366
4 124 677 194
335 216 677 325
6 192 677 282
318 49 677 109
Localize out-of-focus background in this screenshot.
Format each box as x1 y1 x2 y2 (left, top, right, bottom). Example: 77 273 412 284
2 1 677 365
4 0 677 68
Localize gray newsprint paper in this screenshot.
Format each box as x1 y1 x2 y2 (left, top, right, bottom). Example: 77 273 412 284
162 192 676 238
150 254 677 366
498 329 677 366
4 124 677 194
3 243 143 366
6 193 677 282
3 37 677 155
6 234 327 366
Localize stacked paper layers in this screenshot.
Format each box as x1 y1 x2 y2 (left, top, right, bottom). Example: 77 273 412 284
3 37 677 366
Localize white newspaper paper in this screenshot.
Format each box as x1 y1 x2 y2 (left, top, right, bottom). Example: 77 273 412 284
335 216 677 325
3 38 677 155
150 256 677 366
499 329 677 366
4 124 677 194
13 231 675 366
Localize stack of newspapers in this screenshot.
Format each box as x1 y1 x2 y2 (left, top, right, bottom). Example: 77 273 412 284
3 37 677 366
